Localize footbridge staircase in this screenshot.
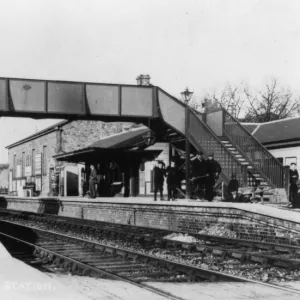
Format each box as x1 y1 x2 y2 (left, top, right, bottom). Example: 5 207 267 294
0 77 289 193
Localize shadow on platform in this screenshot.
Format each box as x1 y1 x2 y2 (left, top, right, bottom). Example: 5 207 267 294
37 198 63 215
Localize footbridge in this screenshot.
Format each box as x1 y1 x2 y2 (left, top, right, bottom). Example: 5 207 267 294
0 77 289 193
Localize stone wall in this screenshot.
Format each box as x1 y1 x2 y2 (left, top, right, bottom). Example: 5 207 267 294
3 197 300 245
61 121 129 152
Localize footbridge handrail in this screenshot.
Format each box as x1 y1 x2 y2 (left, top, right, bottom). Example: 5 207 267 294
187 108 248 186
222 108 286 188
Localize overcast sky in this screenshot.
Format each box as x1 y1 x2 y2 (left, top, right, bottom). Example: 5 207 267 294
0 0 300 163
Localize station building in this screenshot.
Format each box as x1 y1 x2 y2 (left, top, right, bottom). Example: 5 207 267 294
6 120 170 197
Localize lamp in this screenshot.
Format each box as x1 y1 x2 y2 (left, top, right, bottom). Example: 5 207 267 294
181 87 193 105
142 131 156 146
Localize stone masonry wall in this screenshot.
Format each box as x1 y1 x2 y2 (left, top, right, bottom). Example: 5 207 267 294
61 121 132 153
4 197 300 245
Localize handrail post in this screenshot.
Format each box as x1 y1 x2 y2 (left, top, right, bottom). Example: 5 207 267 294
284 165 290 200
222 108 226 136
185 107 191 199
241 165 248 187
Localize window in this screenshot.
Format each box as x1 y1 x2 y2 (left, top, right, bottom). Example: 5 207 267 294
43 146 47 175
22 152 25 177
276 157 283 164
32 149 35 176
13 154 16 178
26 154 31 167
285 157 297 167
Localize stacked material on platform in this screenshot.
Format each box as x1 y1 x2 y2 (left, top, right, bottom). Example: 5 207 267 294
198 224 237 238
163 233 200 243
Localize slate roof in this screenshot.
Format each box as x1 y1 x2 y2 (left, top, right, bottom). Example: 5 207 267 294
241 117 300 144
241 123 259 134
88 127 150 149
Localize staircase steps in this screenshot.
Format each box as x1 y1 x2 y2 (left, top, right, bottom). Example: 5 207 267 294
218 136 272 189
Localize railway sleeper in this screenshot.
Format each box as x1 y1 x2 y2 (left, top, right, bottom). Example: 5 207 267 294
196 245 209 254
88 260 133 267
231 252 246 261
116 249 128 258
212 249 227 258
181 243 196 251
249 255 268 265
104 247 116 255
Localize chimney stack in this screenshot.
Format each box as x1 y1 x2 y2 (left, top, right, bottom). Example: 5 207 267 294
136 74 151 86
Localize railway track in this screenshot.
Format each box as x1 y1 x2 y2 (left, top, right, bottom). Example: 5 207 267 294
1 208 300 269
1 209 300 293
0 220 246 300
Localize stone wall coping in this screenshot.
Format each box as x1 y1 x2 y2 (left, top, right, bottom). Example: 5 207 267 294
3 196 300 226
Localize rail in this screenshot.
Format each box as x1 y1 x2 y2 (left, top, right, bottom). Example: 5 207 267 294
188 109 248 186
222 108 287 188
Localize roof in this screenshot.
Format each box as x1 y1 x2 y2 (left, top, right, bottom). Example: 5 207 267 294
241 123 260 134
53 127 158 163
88 127 150 149
6 120 69 149
242 117 300 144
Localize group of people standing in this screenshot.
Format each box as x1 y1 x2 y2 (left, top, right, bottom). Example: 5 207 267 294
87 161 121 198
153 152 222 202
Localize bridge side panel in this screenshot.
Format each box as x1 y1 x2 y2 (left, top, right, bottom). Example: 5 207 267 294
121 87 153 116
86 85 119 115
48 82 84 114
0 79 8 111
206 110 223 136
158 90 185 134
9 80 46 112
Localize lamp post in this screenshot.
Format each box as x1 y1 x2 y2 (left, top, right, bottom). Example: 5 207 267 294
181 87 193 199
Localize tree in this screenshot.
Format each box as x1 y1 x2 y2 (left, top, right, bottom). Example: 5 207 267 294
243 78 300 122
190 83 247 117
190 78 300 123
205 83 246 117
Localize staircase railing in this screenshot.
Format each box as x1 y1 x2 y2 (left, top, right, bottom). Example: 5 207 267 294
188 109 248 186
222 108 286 188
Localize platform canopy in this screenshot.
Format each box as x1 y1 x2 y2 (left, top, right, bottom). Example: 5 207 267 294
53 127 161 164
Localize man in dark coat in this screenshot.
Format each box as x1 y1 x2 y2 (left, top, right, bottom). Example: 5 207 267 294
289 163 299 208
88 164 97 198
106 161 121 197
191 152 207 199
166 161 180 201
227 173 239 195
153 161 165 201
205 153 222 202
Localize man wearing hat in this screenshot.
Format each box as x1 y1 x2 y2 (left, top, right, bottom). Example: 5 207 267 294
190 152 207 199
205 152 222 201
289 163 299 208
153 160 166 201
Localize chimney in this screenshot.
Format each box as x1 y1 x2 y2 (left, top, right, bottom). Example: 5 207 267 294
136 74 151 86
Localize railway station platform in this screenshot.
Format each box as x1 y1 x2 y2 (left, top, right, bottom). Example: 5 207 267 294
2 196 300 245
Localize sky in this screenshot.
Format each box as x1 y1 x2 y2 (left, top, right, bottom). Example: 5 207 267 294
0 0 300 163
